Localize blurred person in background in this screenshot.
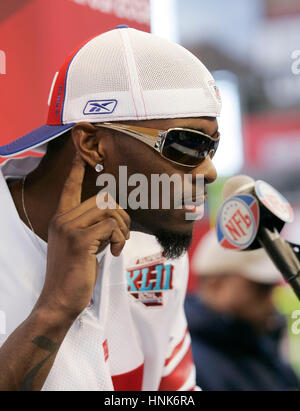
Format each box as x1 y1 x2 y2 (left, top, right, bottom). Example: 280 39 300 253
185 230 300 391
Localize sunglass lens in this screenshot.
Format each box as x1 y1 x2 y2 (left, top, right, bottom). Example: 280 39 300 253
162 130 218 166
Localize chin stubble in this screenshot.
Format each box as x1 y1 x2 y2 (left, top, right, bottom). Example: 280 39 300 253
154 229 193 260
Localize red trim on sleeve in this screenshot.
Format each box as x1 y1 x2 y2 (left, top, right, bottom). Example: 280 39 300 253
112 363 144 391
165 328 188 366
159 345 193 391
102 339 109 362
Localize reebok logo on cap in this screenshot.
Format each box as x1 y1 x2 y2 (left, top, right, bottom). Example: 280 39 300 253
83 100 118 115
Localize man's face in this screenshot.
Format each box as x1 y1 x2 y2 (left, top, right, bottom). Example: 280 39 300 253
86 116 218 258
218 275 277 331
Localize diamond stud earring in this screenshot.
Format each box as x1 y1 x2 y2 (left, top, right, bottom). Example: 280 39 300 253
95 164 104 173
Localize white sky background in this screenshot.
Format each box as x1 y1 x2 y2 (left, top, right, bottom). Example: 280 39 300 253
211 72 244 176
150 0 179 43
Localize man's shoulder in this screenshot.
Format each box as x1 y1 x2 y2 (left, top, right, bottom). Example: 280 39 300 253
0 156 41 180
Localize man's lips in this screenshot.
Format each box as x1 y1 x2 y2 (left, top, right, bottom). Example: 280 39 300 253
183 204 204 215
183 194 207 206
173 189 207 209
182 193 207 215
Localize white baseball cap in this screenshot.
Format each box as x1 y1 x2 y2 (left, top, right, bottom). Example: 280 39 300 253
0 26 221 158
192 230 282 284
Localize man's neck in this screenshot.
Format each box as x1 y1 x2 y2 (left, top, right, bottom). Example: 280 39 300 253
8 176 59 242
8 153 74 242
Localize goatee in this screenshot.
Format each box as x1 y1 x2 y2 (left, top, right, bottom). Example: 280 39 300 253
155 229 193 259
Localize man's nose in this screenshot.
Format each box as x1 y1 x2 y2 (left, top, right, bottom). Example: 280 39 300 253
193 156 217 184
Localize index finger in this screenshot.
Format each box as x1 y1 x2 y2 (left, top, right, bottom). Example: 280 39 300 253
57 152 86 214
96 191 131 229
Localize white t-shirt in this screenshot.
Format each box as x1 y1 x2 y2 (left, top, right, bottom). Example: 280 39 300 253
0 157 197 391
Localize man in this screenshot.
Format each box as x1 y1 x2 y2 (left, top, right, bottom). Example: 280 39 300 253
0 27 221 390
185 230 300 391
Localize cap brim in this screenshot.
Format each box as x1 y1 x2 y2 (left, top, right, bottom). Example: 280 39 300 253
0 124 75 158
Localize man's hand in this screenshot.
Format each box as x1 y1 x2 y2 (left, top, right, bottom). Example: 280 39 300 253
0 154 131 391
36 153 131 321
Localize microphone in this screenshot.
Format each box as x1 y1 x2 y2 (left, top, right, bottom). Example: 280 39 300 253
216 175 300 300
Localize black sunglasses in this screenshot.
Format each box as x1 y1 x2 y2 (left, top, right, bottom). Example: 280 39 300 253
94 122 220 168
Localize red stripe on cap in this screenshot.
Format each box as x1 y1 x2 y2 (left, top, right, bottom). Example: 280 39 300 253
112 363 144 391
159 345 194 391
47 34 99 125
164 328 188 367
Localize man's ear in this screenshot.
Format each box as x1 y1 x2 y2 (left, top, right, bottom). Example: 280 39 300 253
71 122 105 169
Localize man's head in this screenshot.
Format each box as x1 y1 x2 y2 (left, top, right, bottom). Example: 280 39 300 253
0 27 222 258
44 116 218 258
192 230 282 330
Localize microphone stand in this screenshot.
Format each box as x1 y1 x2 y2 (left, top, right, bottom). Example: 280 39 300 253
258 227 300 300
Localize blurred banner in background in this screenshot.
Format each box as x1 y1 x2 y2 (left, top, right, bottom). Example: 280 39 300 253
153 0 300 375
171 0 300 275
151 2 300 311
0 0 150 159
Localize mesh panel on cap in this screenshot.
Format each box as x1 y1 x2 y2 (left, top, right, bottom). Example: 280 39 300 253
130 30 212 91
63 28 221 124
67 30 129 99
